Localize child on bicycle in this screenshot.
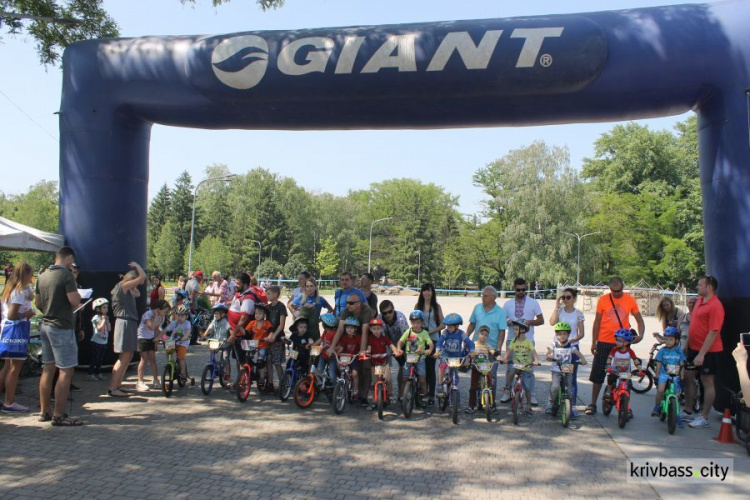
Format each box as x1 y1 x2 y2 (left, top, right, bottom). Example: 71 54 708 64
314 313 340 383
165 305 192 382
202 303 232 369
545 322 587 417
467 326 496 413
136 299 170 391
245 303 273 390
651 326 686 424
365 318 395 408
89 298 111 381
500 319 540 416
434 313 474 398
289 316 312 375
339 317 363 400
605 328 645 416
395 310 434 407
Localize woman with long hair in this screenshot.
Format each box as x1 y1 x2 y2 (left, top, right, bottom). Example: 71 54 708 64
414 283 444 406
294 278 333 341
0 262 35 412
653 296 685 344
549 287 585 412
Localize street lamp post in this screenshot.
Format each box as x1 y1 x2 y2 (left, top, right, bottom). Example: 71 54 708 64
564 231 601 285
188 174 237 274
250 240 262 271
417 250 421 285
368 217 392 273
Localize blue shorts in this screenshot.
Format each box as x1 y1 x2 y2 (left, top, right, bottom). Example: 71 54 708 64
258 348 267 361
403 359 426 378
40 324 78 369
510 368 533 393
658 373 681 390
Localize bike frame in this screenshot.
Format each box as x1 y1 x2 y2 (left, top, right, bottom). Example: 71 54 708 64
612 373 632 413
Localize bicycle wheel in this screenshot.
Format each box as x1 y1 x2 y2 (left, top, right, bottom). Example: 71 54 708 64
694 379 703 413
402 380 415 419
177 372 186 388
631 370 653 394
511 394 519 425
201 364 214 396
162 364 173 398
451 387 460 425
219 357 230 388
618 394 630 428
236 367 251 402
561 397 572 428
439 383 450 412
294 376 315 409
333 380 347 414
667 397 678 434
279 372 294 402
376 383 385 421
484 390 492 422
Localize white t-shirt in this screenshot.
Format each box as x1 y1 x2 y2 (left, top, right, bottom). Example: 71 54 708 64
556 307 585 347
166 320 192 347
548 340 576 373
137 309 162 340
503 297 543 342
1 288 32 328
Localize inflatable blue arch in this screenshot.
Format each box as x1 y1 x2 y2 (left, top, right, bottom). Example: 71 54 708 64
60 1 750 400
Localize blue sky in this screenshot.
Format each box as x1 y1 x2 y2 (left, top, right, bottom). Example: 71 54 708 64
1 0 697 214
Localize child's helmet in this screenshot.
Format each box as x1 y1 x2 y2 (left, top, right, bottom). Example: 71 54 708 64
664 326 681 338
443 313 463 326
409 310 424 321
92 298 109 310
369 318 383 326
343 317 361 327
554 322 572 332
320 313 338 328
614 328 634 342
290 316 309 332
175 305 189 315
174 289 188 300
211 303 229 313
510 319 529 332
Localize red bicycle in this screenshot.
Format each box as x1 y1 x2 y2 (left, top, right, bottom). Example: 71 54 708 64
235 339 259 403
603 369 634 428
360 352 389 420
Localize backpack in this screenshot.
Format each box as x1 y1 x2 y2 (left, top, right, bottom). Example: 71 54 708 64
249 285 268 304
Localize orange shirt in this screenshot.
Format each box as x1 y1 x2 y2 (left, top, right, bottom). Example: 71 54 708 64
245 319 272 349
595 293 639 344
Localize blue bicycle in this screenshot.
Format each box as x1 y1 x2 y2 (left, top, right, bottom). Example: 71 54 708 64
279 341 306 402
200 339 231 395
438 356 468 425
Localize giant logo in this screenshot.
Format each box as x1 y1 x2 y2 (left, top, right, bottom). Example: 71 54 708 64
211 35 269 90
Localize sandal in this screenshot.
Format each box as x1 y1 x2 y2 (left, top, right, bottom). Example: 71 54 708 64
585 404 597 415
38 412 52 422
51 415 83 427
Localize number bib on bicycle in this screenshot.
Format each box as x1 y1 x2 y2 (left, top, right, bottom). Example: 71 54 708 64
655 344 686 385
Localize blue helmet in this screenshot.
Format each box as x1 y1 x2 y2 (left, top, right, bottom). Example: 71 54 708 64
343 316 361 327
211 303 229 312
320 313 338 328
443 313 463 326
664 326 681 339
409 310 424 321
174 289 188 300
614 328 634 342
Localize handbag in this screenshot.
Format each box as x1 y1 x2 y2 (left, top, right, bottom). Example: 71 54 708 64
0 320 31 359
609 294 638 338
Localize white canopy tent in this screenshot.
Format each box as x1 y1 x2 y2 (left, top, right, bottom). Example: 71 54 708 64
0 216 64 253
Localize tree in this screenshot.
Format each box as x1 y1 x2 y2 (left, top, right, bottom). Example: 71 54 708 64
256 258 282 281
169 171 194 261
147 183 171 244
2 0 285 65
315 237 340 279
191 235 233 276
152 221 183 278
283 254 309 281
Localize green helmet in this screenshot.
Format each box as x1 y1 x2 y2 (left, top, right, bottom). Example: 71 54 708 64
554 322 572 332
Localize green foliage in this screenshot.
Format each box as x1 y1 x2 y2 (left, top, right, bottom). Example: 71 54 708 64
315 236 340 279
191 235 233 277
1 0 119 65
152 221 183 278
256 258 282 281
282 254 309 280
169 171 194 262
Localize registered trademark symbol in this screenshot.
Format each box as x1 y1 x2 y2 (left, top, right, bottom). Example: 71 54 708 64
539 54 553 67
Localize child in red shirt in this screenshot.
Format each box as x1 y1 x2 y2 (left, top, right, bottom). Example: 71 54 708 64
339 317 362 400
366 318 394 408
314 314 339 383
244 304 273 389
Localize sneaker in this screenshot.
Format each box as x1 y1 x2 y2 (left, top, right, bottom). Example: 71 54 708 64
70 383 81 392
428 399 435 406
491 405 499 415
525 408 534 416
464 406 476 414
628 410 634 420
360 398 369 408
135 382 150 392
679 410 694 421
571 408 579 420
689 415 710 428
86 374 98 381
499 391 511 403
152 381 161 390
95 374 104 381
1 402 29 413
676 416 684 428
531 395 539 406
652 405 661 417
544 404 554 414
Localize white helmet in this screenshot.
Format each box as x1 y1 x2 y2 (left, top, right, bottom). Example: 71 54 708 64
92 298 109 310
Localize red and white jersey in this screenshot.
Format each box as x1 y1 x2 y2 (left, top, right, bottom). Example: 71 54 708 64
609 347 638 373
227 290 256 330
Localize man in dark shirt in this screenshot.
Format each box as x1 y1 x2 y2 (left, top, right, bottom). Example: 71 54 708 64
265 285 288 392
35 246 82 426
360 273 378 312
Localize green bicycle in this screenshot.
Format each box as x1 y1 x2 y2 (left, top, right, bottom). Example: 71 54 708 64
551 360 578 428
658 366 682 434
161 339 194 397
